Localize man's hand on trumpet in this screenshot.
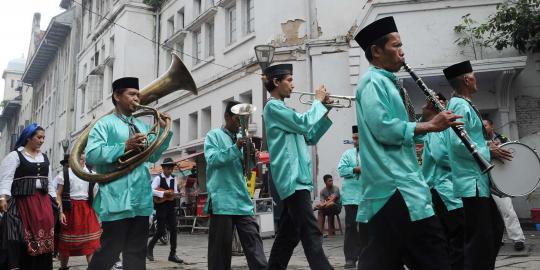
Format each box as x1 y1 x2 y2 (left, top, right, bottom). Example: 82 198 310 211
314 85 335 106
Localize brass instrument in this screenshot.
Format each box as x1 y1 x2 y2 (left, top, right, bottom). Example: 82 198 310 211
230 103 259 178
69 53 197 182
294 92 355 108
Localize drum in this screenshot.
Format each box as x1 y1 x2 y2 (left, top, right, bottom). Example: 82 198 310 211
490 142 540 197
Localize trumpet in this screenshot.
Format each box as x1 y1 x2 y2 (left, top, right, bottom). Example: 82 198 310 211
294 92 355 108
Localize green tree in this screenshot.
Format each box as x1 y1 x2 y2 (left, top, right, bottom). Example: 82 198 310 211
454 0 540 54
454 13 490 59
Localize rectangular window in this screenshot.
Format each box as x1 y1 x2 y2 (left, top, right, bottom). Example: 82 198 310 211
172 119 181 146
188 112 198 140
201 106 211 135
227 5 237 44
246 0 254 34
177 9 185 29
176 42 184 60
167 16 175 38
206 22 214 57
109 36 115 57
194 0 201 17
205 0 213 10
194 29 202 64
80 88 86 114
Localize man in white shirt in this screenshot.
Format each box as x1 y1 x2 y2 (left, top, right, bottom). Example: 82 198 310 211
146 157 183 264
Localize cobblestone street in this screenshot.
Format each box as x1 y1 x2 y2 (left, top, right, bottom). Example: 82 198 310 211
56 229 540 269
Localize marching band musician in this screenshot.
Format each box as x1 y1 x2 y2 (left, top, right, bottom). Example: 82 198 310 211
336 125 363 269
204 101 267 270
263 64 334 270
86 77 173 270
443 61 510 270
146 157 183 264
56 152 101 270
353 16 461 269
483 119 526 251
420 93 465 270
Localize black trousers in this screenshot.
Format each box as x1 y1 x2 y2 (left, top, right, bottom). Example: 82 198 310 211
208 214 267 270
343 205 363 262
462 196 504 270
358 191 450 270
148 203 177 255
268 189 333 270
431 189 465 270
88 216 149 270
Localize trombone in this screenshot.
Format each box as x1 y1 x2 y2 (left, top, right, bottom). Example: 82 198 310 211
293 92 356 108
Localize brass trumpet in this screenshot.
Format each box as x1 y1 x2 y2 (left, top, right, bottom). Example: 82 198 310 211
293 92 356 108
69 53 197 183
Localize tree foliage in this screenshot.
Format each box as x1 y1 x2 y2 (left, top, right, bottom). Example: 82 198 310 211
143 0 167 8
454 0 540 54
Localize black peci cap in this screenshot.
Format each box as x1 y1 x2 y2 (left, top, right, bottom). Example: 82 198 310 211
112 77 139 91
263 64 293 78
443 61 473 80
225 101 240 116
354 16 398 52
352 125 358 134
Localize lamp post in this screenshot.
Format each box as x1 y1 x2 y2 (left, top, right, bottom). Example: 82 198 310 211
61 139 70 154
254 45 275 151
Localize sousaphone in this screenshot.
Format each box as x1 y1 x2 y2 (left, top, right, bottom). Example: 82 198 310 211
69 53 197 183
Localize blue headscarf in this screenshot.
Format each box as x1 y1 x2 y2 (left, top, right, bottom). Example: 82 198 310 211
14 123 41 150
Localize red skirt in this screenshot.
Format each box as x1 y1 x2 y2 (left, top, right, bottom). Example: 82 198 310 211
58 199 101 256
16 191 55 256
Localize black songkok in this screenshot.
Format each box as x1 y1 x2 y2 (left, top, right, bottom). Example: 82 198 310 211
112 77 139 91
443 61 473 80
264 64 293 78
354 16 398 52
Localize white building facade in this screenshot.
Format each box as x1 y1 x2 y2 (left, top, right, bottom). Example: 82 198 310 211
2 0 538 216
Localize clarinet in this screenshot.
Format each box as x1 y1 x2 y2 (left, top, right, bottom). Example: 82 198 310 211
402 62 494 174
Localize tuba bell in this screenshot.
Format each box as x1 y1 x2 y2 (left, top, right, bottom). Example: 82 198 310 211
69 53 197 183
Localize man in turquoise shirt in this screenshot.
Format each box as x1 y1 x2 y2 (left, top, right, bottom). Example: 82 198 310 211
353 17 461 270
204 101 267 270
336 125 363 269
263 64 334 270
86 77 172 270
421 93 464 270
444 61 507 270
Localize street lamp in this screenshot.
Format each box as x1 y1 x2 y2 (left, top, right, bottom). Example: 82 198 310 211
61 139 70 154
254 45 275 151
254 45 275 71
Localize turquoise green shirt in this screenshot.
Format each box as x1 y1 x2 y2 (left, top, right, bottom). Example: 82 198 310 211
86 113 172 222
446 97 491 198
337 148 362 205
421 130 463 211
355 66 433 223
263 98 332 200
204 128 254 216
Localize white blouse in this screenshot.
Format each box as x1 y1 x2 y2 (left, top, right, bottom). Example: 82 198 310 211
151 173 179 198
57 167 93 200
0 147 55 198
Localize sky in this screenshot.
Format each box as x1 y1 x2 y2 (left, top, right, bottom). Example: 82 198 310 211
0 0 63 100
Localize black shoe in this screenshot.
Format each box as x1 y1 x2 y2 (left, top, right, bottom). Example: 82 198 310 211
146 250 154 261
514 241 525 251
168 254 184 264
344 260 356 269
